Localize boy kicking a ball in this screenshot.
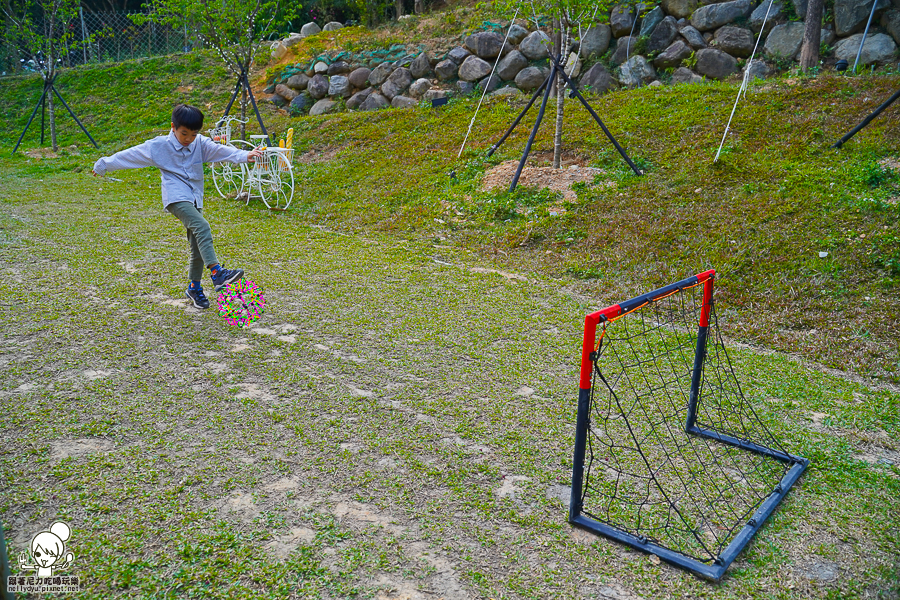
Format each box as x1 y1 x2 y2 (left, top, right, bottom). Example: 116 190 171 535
92 103 264 309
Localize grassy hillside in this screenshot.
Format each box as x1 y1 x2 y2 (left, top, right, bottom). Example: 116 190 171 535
0 30 898 385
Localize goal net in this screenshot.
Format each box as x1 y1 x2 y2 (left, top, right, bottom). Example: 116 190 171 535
568 270 808 581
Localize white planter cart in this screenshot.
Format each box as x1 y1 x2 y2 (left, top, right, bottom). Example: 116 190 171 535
207 118 296 211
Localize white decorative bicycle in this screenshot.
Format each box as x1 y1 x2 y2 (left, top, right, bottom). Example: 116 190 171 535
208 117 296 211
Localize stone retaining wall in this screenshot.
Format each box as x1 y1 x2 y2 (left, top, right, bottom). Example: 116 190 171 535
265 2 900 117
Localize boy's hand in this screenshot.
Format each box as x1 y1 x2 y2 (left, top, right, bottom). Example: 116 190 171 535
247 146 265 162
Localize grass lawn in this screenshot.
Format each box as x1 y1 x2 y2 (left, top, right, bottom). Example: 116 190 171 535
0 31 898 599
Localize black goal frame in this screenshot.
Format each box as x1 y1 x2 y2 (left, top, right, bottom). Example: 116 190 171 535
567 269 809 582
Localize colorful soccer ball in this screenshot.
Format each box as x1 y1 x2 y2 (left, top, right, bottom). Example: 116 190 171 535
217 280 266 327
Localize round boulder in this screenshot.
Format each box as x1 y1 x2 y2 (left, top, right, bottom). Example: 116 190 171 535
835 0 892 36
286 73 310 90
508 24 529 44
465 31 507 59
764 22 805 60
309 99 339 116
456 80 475 95
714 26 755 57
662 0 698 19
424 89 448 102
834 33 898 64
882 10 900 45
348 67 371 89
288 93 312 115
359 92 390 111
581 24 612 58
690 0 751 32
519 31 551 59
271 41 288 60
267 93 287 107
746 59 772 80
680 25 707 49
647 16 679 52
619 55 657 88
695 48 737 79
323 21 343 31
369 62 394 86
275 83 298 101
609 4 636 37
381 67 413 99
653 40 693 69
327 61 350 75
391 95 418 108
514 66 547 91
409 78 432 98
347 87 374 110
477 73 503 93
580 63 619 95
639 6 666 38
307 74 329 99
749 0 783 33
458 55 492 81
410 52 432 79
300 22 321 37
435 59 458 81
497 49 528 81
671 66 704 83
448 46 471 64
328 75 351 98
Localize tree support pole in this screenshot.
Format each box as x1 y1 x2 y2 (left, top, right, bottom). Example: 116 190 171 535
221 77 244 122
242 71 271 146
12 81 52 156
831 87 900 148
220 70 271 146
852 0 880 73
40 87 47 146
51 86 99 149
549 53 642 176
487 75 551 157
510 61 557 192
12 74 98 155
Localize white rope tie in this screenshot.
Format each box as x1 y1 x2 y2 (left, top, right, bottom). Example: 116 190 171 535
457 8 520 158
714 0 773 163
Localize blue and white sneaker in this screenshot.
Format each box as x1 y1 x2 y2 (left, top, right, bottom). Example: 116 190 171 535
185 286 210 309
211 266 244 292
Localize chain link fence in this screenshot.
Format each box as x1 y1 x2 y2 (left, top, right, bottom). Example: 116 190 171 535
1 11 204 76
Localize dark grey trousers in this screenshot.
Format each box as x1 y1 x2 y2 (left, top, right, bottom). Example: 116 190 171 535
167 201 218 282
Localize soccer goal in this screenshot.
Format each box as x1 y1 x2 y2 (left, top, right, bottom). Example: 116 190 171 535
568 270 808 581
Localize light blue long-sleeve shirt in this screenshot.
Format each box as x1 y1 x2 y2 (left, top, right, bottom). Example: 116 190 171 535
92 130 250 209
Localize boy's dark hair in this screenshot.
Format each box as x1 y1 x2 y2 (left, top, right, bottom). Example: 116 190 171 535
172 104 204 131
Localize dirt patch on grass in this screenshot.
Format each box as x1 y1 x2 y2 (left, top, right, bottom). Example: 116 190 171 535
481 160 612 201
23 145 80 159
49 438 115 462
296 146 347 164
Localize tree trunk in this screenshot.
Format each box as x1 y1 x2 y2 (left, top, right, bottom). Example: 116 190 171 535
395 0 404 19
799 0 824 72
552 23 569 169
47 71 58 151
414 0 423 14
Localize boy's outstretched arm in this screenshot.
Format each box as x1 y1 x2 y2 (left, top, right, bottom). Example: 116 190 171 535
200 136 264 165
92 141 156 176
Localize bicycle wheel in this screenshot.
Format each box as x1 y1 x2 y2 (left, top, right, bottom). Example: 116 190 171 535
258 153 295 210
229 140 256 203
211 162 242 199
